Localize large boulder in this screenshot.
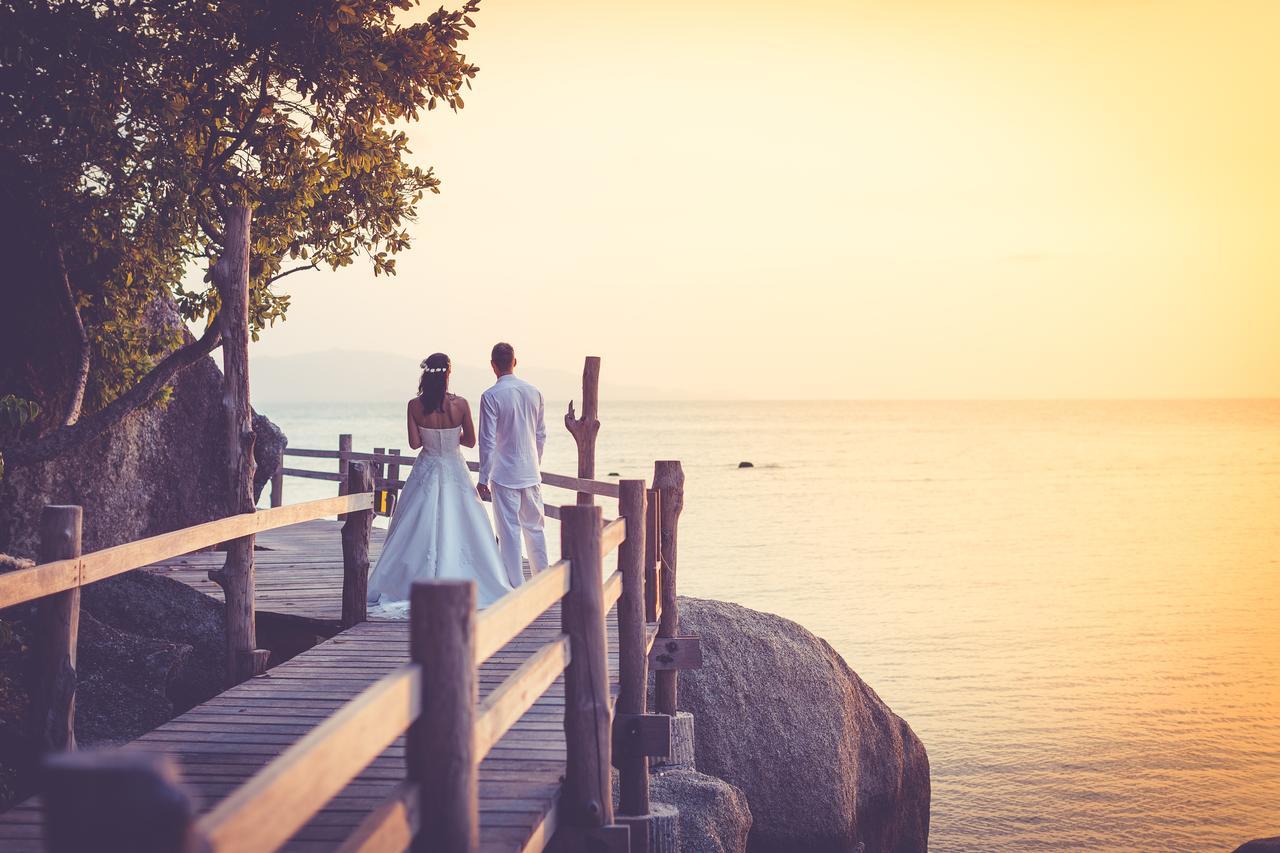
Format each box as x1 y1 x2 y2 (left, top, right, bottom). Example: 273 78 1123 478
1236 839 1280 853
252 412 287 502
651 769 752 853
675 597 929 853
74 610 192 745
80 571 225 709
0 298 288 555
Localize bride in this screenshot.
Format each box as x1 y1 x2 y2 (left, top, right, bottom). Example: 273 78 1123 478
366 353 513 616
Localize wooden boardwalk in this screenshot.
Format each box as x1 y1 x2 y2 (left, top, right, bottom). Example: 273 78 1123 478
144 518 388 624
0 520 629 852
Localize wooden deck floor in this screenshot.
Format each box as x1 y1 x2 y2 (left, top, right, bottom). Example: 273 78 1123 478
0 520 619 852
143 518 387 624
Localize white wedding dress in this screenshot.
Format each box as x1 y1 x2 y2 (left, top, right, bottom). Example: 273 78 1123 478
366 427 514 617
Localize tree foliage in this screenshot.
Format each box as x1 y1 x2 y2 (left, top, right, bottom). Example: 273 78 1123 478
0 0 479 464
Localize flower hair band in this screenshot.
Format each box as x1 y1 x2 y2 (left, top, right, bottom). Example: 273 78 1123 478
420 358 449 374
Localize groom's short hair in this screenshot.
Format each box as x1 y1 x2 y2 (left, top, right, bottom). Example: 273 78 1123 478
491 342 515 370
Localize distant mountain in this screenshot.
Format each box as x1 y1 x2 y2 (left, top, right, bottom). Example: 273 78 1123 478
249 348 663 403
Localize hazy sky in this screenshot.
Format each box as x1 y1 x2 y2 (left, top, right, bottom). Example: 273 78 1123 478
242 0 1280 399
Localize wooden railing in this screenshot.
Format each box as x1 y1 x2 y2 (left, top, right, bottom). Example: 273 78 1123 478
0 485 378 753
38 473 689 853
273 437 620 519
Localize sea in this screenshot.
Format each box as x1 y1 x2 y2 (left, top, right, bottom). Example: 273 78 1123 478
257 399 1280 852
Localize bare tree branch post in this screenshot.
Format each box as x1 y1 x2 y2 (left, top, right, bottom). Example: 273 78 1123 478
564 356 601 506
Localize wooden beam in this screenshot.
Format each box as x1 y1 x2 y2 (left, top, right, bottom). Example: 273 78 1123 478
474 560 569 665
341 462 374 628
42 750 197 853
559 504 614 829
653 461 684 716
409 581 478 852
648 636 703 671
563 356 601 506
336 781 418 853
600 516 627 557
615 480 650 816
612 714 673 763
35 505 81 752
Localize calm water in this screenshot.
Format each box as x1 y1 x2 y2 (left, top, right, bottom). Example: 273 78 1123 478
261 399 1280 851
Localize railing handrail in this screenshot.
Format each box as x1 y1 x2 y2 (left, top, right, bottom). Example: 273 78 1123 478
281 445 622 499
0 492 375 611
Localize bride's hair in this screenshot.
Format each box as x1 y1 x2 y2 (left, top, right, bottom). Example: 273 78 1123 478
418 353 451 413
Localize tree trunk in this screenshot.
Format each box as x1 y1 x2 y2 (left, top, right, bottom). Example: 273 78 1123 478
209 204 266 685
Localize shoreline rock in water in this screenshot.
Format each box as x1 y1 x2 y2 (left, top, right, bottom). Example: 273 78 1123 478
675 596 930 853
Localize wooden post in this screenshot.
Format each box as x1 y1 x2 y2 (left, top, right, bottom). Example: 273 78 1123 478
372 447 385 488
42 750 197 853
387 448 402 491
210 202 267 686
615 481 650 816
643 487 661 624
35 505 81 752
560 505 614 829
269 465 283 508
564 356 601 506
653 461 684 717
341 462 374 628
337 433 352 496
408 581 478 852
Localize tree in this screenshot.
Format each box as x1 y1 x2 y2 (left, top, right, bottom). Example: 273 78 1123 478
0 0 480 470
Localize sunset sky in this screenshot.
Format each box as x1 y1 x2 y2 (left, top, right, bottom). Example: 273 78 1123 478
243 0 1280 399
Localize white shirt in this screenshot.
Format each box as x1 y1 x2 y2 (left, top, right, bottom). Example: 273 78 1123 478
478 374 546 489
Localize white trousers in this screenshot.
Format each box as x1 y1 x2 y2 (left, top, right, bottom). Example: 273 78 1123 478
491 483 548 588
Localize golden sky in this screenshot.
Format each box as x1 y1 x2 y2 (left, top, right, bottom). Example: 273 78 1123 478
248 0 1280 399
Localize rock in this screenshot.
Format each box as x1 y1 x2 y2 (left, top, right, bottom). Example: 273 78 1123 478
675 597 930 853
651 769 753 853
0 295 288 555
737 462 753 468
252 412 287 502
0 553 32 574
1236 839 1280 853
80 571 225 710
74 610 191 745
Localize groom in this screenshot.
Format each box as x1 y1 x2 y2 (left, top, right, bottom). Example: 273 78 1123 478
477 342 549 588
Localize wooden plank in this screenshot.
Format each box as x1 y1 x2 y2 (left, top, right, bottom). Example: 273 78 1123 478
79 494 373 587
474 636 570 760
196 665 420 852
0 557 80 610
474 561 569 665
283 447 342 459
599 516 626 557
602 570 623 610
334 782 417 853
281 468 344 482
